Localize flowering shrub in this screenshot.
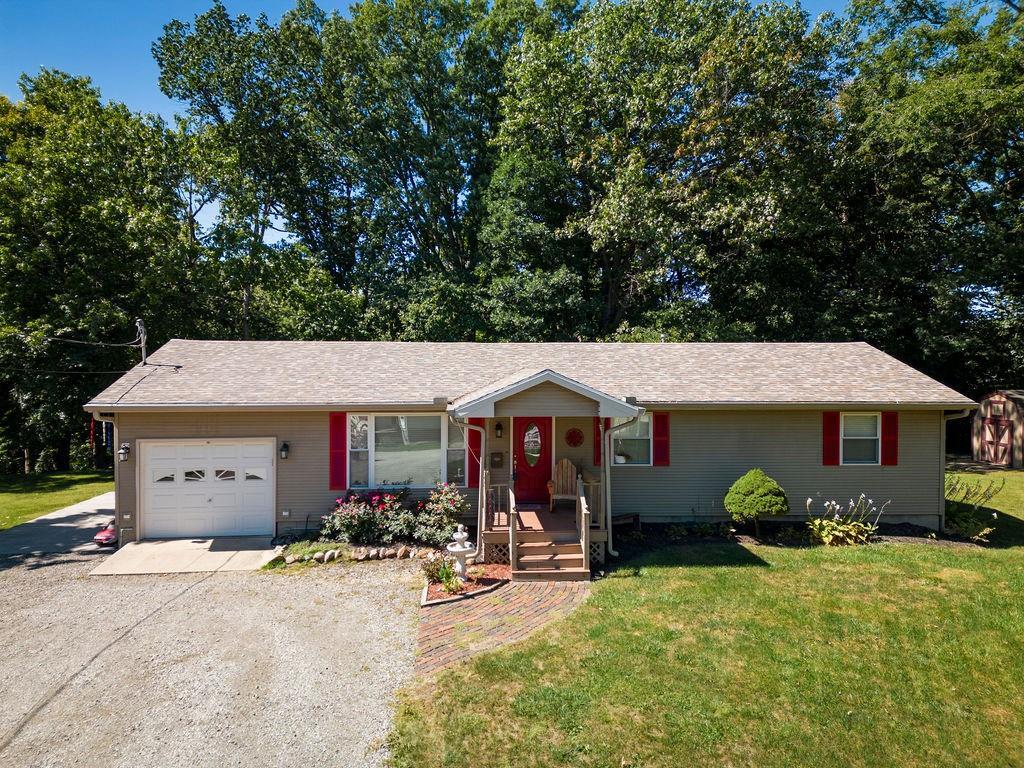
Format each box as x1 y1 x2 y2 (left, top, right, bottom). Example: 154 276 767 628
806 494 889 546
320 483 465 546
414 482 466 547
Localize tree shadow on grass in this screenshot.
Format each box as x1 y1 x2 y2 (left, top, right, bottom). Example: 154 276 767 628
974 504 1024 549
0 471 113 495
603 539 769 579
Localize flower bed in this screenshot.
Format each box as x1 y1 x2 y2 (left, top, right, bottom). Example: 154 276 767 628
423 562 511 604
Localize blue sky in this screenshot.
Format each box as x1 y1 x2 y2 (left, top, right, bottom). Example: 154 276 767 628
1 0 849 119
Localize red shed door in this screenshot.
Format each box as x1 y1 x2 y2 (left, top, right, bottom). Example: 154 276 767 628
512 417 552 504
983 417 1012 466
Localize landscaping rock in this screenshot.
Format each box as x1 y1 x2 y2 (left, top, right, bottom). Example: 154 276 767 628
396 546 409 560
354 548 368 561
324 549 336 562
407 548 417 559
313 551 325 563
418 549 431 558
384 548 397 559
368 548 379 560
284 555 297 565
302 554 311 562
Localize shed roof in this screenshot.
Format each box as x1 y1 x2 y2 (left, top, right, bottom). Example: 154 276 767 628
85 340 975 411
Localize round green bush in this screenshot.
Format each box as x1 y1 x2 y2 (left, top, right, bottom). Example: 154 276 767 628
724 469 789 536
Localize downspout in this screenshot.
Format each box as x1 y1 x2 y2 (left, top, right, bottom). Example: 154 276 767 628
453 416 487 561
603 408 646 558
941 407 975 531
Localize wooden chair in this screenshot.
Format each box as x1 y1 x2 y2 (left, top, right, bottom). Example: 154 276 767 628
547 458 579 512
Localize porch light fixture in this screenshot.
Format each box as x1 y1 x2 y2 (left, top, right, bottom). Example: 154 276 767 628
279 442 290 460
495 422 503 439
117 442 130 462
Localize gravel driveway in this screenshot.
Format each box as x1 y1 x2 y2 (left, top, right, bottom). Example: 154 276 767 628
0 551 421 768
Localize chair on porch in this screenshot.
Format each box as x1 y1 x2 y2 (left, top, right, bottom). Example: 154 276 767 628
547 458 579 512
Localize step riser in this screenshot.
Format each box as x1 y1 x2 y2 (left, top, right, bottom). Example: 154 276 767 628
515 530 578 543
517 558 585 570
512 569 591 583
517 545 582 555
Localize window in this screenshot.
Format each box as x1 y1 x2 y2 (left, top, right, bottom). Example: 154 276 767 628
215 469 236 481
841 413 880 465
183 469 206 482
447 422 467 486
348 414 369 487
244 468 267 481
152 471 175 483
611 414 652 466
348 414 464 488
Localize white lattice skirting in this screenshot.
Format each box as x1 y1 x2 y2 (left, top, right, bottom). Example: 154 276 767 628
484 542 510 564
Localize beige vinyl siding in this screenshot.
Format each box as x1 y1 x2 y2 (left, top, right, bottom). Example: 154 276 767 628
610 409 944 528
553 416 600 481
494 382 598 417
114 410 476 543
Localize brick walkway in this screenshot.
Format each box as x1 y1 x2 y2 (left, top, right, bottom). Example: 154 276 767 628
416 581 589 674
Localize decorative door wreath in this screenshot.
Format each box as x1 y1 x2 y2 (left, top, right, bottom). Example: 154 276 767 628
564 427 584 447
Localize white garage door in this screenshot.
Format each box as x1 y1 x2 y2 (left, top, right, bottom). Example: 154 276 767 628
141 439 275 538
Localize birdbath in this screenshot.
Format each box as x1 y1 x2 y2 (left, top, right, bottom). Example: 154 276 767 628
446 524 474 581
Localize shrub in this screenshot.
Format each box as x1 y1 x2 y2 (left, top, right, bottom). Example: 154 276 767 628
422 552 456 583
724 469 789 538
415 482 466 547
945 476 1002 543
806 495 889 546
321 496 381 544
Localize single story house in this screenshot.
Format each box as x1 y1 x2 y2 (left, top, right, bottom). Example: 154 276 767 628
972 390 1024 467
86 340 975 581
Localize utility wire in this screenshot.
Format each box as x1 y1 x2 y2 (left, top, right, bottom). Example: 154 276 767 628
39 334 143 348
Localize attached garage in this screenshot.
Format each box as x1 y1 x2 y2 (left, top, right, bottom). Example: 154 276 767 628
139 438 276 538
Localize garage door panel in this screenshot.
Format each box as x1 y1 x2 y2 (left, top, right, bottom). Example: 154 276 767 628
141 439 275 539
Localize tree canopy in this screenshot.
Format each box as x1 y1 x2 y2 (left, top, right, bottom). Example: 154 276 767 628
0 0 1021 471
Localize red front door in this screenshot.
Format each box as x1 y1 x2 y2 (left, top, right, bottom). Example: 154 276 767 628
513 417 552 504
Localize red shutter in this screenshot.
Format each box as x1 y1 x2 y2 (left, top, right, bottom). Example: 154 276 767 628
593 417 602 466
329 412 347 490
467 417 484 487
881 411 899 466
822 411 840 466
652 411 670 466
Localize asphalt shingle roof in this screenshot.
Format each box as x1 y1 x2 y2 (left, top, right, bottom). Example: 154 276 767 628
85 340 974 410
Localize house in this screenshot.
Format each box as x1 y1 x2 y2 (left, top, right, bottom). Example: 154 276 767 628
85 340 975 581
972 391 1024 468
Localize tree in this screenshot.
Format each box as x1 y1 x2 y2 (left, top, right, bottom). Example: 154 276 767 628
0 71 190 470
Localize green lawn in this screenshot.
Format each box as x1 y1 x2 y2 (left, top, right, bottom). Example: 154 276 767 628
0 470 114 531
390 469 1024 768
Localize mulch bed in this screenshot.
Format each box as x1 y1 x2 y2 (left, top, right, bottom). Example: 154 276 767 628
425 562 511 602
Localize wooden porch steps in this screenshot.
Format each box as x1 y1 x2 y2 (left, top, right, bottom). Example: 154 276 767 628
511 537 590 582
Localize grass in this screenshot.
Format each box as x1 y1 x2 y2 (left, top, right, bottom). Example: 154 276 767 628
263 539 352 570
0 470 114 531
389 469 1024 768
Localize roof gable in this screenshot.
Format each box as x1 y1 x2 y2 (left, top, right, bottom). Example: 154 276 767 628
449 369 641 418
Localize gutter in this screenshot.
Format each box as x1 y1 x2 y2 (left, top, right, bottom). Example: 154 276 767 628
944 408 974 422
602 409 646 558
452 417 487 561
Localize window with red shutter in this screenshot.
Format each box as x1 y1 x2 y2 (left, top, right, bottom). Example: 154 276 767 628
881 411 899 466
822 411 840 466
328 412 347 490
467 417 484 487
652 412 670 466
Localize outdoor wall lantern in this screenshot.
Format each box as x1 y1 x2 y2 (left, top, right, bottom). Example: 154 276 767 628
495 422 504 439
117 442 130 462
279 442 290 460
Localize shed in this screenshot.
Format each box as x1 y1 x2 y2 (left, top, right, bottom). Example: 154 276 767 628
972 390 1024 467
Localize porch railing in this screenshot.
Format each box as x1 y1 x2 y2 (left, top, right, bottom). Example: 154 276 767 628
508 487 518 570
485 482 510 530
582 480 605 530
576 476 591 573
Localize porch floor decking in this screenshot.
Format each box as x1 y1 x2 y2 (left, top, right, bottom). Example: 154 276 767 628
488 505 576 532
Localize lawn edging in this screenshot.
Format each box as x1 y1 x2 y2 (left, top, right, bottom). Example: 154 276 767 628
420 577 508 607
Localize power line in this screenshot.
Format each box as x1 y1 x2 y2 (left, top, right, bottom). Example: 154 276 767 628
39 334 142 348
